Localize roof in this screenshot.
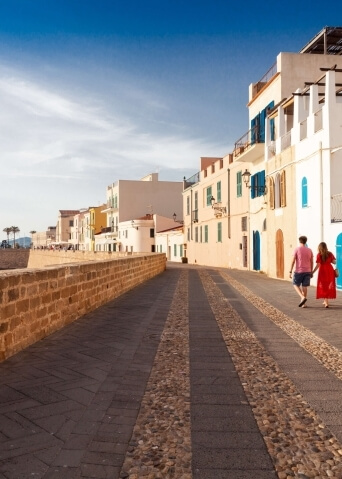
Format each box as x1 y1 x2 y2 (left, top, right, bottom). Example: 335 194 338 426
300 26 342 55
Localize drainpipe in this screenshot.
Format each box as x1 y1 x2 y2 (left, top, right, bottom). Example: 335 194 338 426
319 141 323 242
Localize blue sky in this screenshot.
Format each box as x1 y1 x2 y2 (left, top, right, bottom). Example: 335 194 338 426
1 0 341 236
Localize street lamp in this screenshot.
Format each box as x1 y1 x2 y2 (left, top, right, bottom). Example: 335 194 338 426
242 169 267 195
210 197 227 214
172 213 184 224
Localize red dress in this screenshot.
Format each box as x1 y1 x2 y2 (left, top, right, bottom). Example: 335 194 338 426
316 252 336 299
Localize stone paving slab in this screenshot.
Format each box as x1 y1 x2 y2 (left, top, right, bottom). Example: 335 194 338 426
1 264 342 478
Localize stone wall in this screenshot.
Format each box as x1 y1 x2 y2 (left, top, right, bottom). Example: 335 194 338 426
27 249 141 268
0 253 166 362
0 249 30 270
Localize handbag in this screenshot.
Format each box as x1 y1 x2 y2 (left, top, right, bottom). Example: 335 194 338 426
335 268 340 278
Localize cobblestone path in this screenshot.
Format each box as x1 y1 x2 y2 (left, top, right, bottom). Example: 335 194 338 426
1 265 342 478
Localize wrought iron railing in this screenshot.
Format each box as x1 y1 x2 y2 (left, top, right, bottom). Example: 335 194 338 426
234 124 261 152
101 226 119 234
254 62 277 94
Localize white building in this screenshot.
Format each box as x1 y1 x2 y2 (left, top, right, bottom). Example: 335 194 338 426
96 173 184 252
183 26 342 287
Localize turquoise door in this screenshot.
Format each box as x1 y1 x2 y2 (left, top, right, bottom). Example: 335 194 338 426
253 230 260 271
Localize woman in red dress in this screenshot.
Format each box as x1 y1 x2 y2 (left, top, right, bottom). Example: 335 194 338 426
312 242 336 308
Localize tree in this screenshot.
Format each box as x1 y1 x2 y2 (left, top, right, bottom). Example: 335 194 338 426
11 226 20 248
3 227 12 246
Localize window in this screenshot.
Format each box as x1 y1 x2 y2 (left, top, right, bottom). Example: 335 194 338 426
280 171 286 207
237 171 242 197
186 196 190 215
200 226 202 243
180 244 183 257
150 229 155 238
69 220 74 227
217 181 221 202
269 177 275 210
206 186 212 206
251 170 266 199
187 228 190 242
241 216 247 232
251 101 275 144
195 227 198 242
302 177 308 207
174 244 177 256
204 225 208 243
217 222 222 242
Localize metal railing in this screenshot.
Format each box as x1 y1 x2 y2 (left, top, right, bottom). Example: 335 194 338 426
254 62 277 94
184 172 200 188
101 226 119 234
234 124 261 152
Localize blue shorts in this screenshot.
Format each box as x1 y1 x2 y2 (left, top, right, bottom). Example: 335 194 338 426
293 272 311 287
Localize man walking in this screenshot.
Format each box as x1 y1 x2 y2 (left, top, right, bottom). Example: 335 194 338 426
289 236 313 307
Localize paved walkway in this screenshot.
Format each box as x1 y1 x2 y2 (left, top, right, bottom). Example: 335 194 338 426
1 264 342 478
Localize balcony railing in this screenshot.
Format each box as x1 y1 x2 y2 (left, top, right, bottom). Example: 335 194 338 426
184 172 200 188
234 124 262 155
253 62 277 96
281 131 291 151
331 194 342 223
101 226 119 234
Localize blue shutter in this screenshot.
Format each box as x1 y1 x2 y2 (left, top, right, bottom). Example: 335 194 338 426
302 177 308 207
251 175 255 199
251 117 256 144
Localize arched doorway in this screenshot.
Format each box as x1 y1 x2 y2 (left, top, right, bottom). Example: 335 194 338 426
276 229 284 279
253 230 260 271
336 233 342 290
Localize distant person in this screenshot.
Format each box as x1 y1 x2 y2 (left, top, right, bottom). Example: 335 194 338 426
289 236 313 307
312 242 336 308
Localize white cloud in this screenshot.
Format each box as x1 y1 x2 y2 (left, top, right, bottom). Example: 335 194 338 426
0 64 227 233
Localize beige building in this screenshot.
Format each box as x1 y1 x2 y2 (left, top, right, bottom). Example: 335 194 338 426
183 156 251 269
56 210 80 245
184 27 342 278
96 173 183 252
32 226 56 249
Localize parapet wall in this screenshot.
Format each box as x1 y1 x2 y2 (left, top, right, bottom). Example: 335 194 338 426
0 249 30 270
0 253 166 362
27 249 140 268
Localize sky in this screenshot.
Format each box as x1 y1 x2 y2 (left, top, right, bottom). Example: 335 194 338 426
1 1 342 237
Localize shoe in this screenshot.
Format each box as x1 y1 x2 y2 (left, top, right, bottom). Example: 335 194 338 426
325 305 329 308
299 297 307 307
302 304 307 308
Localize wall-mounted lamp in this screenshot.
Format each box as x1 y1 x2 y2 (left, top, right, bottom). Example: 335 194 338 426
173 213 184 224
131 220 138 230
242 169 267 195
210 196 227 215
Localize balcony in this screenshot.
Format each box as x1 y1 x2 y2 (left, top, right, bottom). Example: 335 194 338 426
233 125 264 163
251 62 277 99
184 172 200 189
102 202 118 213
101 225 119 236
